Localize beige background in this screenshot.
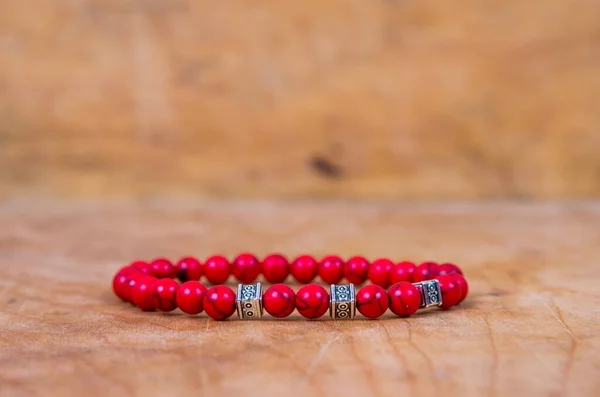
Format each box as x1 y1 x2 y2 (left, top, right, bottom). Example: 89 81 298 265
1 0 599 199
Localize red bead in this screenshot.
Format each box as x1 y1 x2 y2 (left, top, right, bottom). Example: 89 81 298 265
436 275 461 309
438 263 463 276
203 255 230 285
390 261 416 284
112 267 142 302
150 258 177 279
113 273 130 301
150 279 180 312
452 274 469 304
318 255 345 284
126 273 150 303
290 255 318 284
203 286 236 320
116 265 140 278
232 253 261 283
295 284 329 319
367 258 394 288
263 284 296 318
130 261 153 275
344 256 369 284
176 257 202 282
132 276 158 311
413 261 439 282
356 284 389 318
388 281 421 317
176 281 207 315
262 254 289 283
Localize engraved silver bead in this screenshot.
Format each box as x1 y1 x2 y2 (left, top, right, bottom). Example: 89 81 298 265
329 284 356 319
236 283 263 320
413 279 443 308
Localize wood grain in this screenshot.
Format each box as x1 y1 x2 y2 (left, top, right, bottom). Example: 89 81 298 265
1 0 600 199
0 199 599 397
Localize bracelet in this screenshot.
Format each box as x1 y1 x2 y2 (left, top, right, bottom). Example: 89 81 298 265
112 254 469 321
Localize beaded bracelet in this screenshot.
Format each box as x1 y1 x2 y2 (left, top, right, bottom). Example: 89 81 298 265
112 254 468 320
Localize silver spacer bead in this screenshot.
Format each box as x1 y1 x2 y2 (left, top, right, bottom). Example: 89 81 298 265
236 283 263 320
413 279 443 308
329 284 356 319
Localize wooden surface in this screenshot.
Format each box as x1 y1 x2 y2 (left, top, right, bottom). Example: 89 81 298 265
1 199 599 397
1 0 600 199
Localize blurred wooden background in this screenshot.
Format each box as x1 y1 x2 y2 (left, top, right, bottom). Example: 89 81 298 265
1 0 599 199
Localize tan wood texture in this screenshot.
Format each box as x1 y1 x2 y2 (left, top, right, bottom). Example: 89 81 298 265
0 199 599 397
1 0 600 199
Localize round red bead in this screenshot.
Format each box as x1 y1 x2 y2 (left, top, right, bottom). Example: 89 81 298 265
436 275 461 309
263 284 296 318
113 273 130 301
290 255 318 284
368 258 394 288
452 274 469 304
116 265 140 277
132 276 158 311
176 281 207 315
150 258 177 279
413 261 439 282
112 266 139 301
389 261 416 284
388 281 421 317
296 284 329 319
130 261 153 275
203 255 230 285
344 256 369 284
262 254 289 284
356 284 389 319
438 263 463 276
150 279 180 312
203 286 236 320
318 255 345 284
176 257 202 282
232 253 261 284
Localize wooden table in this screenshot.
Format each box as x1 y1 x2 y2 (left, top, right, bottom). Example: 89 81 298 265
1 199 599 397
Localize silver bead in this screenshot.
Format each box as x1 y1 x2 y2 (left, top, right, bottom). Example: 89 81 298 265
413 279 443 308
236 283 263 320
329 284 356 319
